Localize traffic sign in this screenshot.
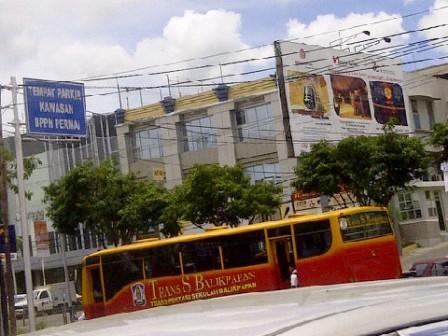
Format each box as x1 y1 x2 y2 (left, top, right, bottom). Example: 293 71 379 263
0 225 16 253
23 78 87 137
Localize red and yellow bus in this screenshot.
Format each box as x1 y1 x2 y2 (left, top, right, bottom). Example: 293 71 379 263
82 206 402 319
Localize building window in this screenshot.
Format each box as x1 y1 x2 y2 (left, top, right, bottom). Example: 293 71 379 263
235 103 274 141
411 99 421 130
426 100 435 129
245 163 281 184
134 128 163 160
398 192 422 220
183 116 217 152
426 190 440 218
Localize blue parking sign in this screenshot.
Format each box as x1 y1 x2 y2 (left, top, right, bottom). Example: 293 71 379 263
23 78 87 137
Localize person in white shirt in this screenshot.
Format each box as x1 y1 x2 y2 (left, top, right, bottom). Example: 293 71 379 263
290 269 298 288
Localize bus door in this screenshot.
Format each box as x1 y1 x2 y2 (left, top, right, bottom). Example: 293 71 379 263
84 265 106 318
267 226 295 289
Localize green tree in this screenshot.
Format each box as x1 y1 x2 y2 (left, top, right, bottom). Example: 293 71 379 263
44 160 178 246
119 181 181 238
429 122 448 164
292 140 342 202
173 164 282 228
293 126 428 207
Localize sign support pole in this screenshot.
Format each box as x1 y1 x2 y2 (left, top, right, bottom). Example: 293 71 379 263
0 82 17 335
11 77 35 332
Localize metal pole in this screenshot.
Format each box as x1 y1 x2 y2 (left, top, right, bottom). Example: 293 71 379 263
60 234 73 322
0 261 7 336
11 76 35 332
0 84 15 336
64 143 70 171
41 259 46 286
11 263 16 296
166 75 172 97
116 79 123 109
104 115 112 158
273 41 295 158
99 115 106 160
90 121 99 165
56 138 62 178
71 142 76 167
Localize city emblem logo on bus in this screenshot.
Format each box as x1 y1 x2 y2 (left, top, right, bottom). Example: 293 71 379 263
131 282 147 306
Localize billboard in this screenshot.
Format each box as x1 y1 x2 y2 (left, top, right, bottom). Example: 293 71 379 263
279 42 410 155
23 78 87 137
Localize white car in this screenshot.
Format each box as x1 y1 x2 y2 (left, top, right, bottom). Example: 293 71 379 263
14 294 27 318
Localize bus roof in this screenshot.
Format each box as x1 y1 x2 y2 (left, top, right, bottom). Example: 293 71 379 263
85 206 386 259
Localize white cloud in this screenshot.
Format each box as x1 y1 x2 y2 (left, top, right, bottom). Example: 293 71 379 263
286 12 408 50
417 0 448 45
0 6 271 117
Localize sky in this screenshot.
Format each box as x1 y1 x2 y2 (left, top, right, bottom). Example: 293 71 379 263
0 0 447 135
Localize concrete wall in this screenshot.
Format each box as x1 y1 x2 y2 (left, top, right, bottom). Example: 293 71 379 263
400 220 442 247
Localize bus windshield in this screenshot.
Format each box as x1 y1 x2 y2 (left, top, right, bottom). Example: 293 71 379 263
339 211 393 242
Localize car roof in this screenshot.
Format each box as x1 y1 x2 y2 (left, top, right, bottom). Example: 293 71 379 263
29 277 448 336
412 256 448 265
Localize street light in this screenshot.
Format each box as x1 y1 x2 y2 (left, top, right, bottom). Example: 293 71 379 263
329 30 371 49
354 36 392 52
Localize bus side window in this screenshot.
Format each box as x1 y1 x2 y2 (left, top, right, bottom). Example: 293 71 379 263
221 231 267 269
180 239 221 274
144 256 153 278
102 253 144 301
146 246 181 278
91 268 103 303
294 220 332 258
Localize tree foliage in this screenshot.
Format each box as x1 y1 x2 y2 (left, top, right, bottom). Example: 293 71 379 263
44 160 179 246
172 164 282 227
0 148 42 199
293 126 428 206
429 122 448 164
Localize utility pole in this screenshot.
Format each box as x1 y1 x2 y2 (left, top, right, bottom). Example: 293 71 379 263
273 41 295 158
0 85 16 336
11 77 35 332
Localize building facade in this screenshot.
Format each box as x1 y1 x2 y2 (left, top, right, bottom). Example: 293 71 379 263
116 54 448 247
10 113 118 291
391 64 448 247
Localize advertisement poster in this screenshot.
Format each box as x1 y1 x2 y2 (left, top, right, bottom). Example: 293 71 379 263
34 220 49 251
279 41 410 155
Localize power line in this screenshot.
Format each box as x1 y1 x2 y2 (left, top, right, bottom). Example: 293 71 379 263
78 4 448 82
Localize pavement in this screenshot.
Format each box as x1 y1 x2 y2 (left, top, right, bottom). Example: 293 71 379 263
401 240 448 271
16 309 83 334
14 242 448 334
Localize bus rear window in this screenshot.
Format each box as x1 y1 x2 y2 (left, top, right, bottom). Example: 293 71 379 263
339 211 392 242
